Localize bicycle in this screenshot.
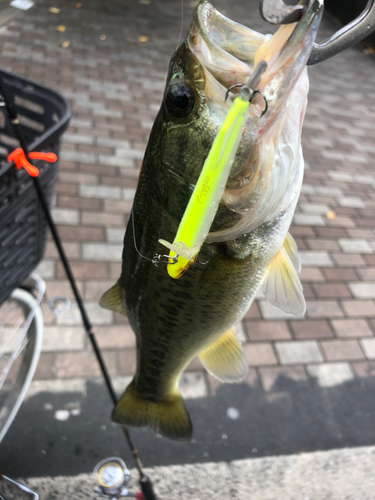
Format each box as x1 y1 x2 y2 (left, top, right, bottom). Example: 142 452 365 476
0 274 44 500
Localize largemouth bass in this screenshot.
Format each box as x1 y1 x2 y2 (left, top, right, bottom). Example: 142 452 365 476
100 0 323 441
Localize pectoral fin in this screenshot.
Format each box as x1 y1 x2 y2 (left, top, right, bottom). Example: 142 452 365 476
261 243 306 317
198 329 248 382
99 281 127 316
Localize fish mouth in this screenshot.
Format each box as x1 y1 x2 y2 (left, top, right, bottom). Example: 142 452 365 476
190 0 323 101
188 0 323 242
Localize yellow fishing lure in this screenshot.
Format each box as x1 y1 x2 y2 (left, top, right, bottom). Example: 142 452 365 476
160 62 267 279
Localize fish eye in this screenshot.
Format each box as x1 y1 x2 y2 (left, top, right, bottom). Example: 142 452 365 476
165 82 195 119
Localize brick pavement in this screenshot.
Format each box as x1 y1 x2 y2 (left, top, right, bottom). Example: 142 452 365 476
1 0 375 399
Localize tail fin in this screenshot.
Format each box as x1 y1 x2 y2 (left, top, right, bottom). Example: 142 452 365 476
112 380 193 441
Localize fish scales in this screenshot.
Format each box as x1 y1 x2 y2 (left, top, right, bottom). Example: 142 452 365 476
100 0 323 440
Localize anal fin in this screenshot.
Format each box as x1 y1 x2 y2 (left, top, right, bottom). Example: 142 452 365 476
261 241 306 317
283 232 301 273
99 280 127 316
198 328 248 383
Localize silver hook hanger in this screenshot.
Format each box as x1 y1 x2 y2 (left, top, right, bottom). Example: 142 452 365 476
259 0 375 64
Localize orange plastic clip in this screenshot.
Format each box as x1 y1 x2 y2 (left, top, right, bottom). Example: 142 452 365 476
8 148 57 177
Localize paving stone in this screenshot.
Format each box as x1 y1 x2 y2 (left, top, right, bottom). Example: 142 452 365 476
299 267 325 282
300 203 330 214
275 341 323 364
243 343 277 366
341 300 375 317
347 229 375 238
61 150 96 164
63 133 94 145
258 365 310 392
106 228 125 243
352 361 375 378
348 283 375 299
56 301 113 326
245 302 262 319
244 321 291 341
54 350 116 379
315 186 343 197
80 184 122 199
42 326 85 352
118 349 137 375
307 362 354 387
332 254 367 267
322 268 358 281
206 368 258 396
258 301 296 320
360 339 375 360
94 325 135 349
57 261 108 280
96 137 131 148
328 171 353 182
306 239 339 251
98 155 134 168
338 239 373 254
82 243 123 261
186 356 204 372
34 260 55 279
331 319 374 338
306 300 344 318
180 371 208 399
33 353 55 380
289 226 316 237
327 216 355 228
338 197 365 208
45 279 84 302
51 208 80 226
104 199 133 214
69 118 93 128
313 284 351 298
123 188 136 200
357 268 375 280
234 322 247 343
58 172 98 185
320 340 365 361
291 320 334 339
293 214 325 226
81 211 124 227
299 251 334 267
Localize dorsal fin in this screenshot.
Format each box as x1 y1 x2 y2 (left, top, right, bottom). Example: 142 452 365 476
99 281 127 316
261 242 306 317
198 329 248 382
283 232 301 273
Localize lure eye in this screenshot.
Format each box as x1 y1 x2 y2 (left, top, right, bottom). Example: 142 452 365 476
165 82 195 119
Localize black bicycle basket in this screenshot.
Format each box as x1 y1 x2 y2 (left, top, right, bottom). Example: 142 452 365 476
0 69 71 306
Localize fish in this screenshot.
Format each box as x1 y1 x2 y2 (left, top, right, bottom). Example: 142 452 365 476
100 0 323 441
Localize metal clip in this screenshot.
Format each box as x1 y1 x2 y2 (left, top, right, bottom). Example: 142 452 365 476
151 254 179 267
259 0 375 65
308 0 375 64
259 0 307 25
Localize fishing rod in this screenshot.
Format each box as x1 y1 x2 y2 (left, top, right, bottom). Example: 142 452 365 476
0 75 157 500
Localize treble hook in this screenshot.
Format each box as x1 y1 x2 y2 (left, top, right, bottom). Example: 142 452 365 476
225 60 268 117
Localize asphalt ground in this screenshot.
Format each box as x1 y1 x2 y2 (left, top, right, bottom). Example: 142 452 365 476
1 371 375 478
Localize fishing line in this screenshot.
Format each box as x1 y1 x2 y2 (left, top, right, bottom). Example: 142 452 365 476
131 206 178 266
175 0 184 50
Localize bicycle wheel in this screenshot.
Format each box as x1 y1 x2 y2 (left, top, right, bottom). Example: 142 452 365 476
0 275 44 443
